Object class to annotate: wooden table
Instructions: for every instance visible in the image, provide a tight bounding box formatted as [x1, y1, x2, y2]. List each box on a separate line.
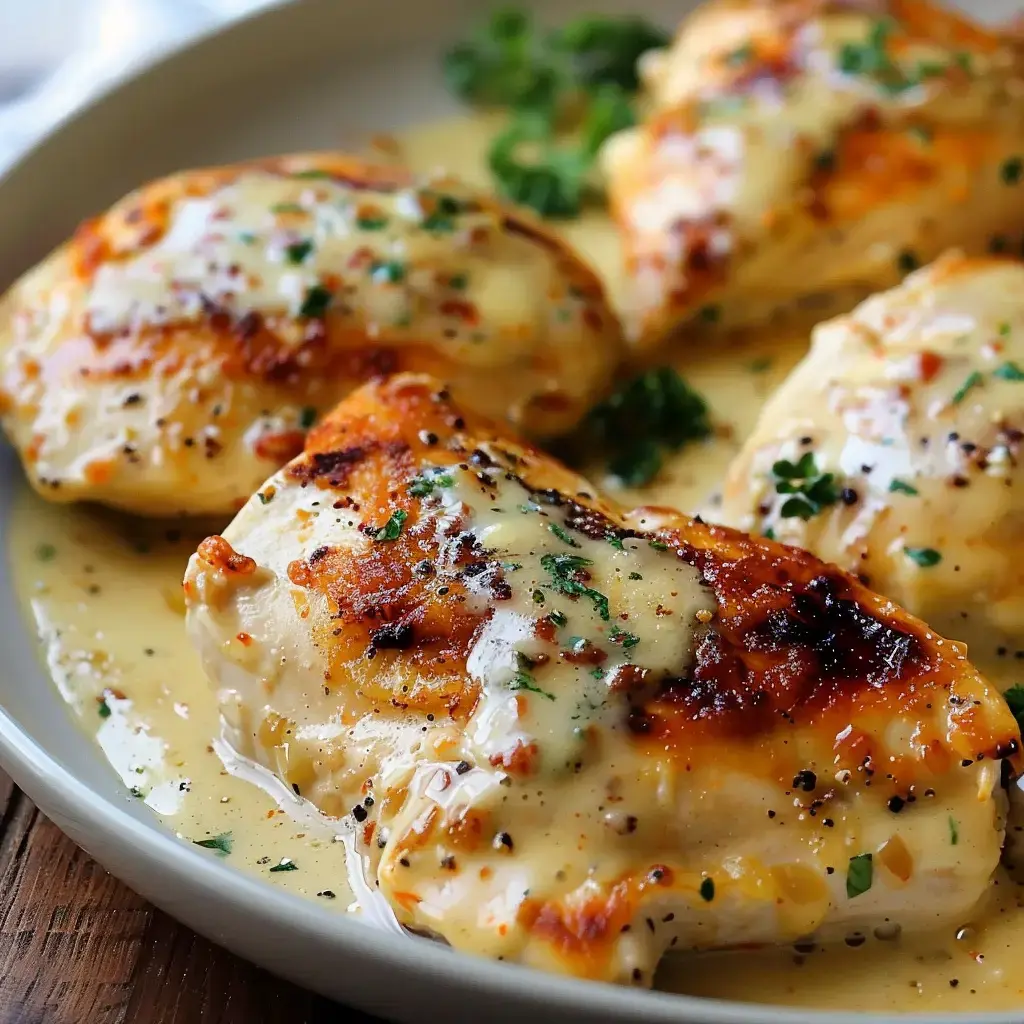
[0, 773, 383, 1023]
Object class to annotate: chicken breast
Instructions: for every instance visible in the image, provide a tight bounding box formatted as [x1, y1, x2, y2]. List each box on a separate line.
[602, 0, 1024, 348]
[0, 153, 621, 517]
[184, 373, 1020, 985]
[717, 253, 1024, 672]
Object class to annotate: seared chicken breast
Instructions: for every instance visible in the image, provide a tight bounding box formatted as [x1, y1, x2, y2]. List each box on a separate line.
[184, 373, 1020, 984]
[603, 0, 1024, 348]
[0, 154, 621, 517]
[717, 253, 1024, 670]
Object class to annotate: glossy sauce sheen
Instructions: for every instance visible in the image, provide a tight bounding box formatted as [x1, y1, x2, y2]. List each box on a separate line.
[8, 111, 1024, 1012]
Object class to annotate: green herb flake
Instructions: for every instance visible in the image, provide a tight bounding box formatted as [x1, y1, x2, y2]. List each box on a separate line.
[605, 534, 625, 551]
[541, 552, 610, 620]
[724, 43, 753, 67]
[509, 653, 556, 701]
[298, 406, 317, 430]
[269, 858, 298, 872]
[1003, 684, 1024, 733]
[888, 478, 919, 496]
[97, 696, 112, 719]
[292, 169, 332, 180]
[547, 609, 568, 628]
[448, 273, 468, 290]
[846, 853, 873, 898]
[407, 471, 455, 498]
[129, 786, 144, 799]
[763, 527, 776, 541]
[299, 284, 333, 318]
[994, 361, 1024, 382]
[648, 540, 668, 551]
[357, 214, 389, 231]
[257, 490, 274, 506]
[951, 370, 984, 404]
[193, 832, 233, 857]
[949, 816, 959, 846]
[35, 542, 57, 562]
[628, 571, 643, 581]
[608, 626, 639, 649]
[748, 357, 773, 373]
[1000, 322, 1013, 337]
[237, 231, 258, 245]
[1002, 156, 1024, 186]
[373, 509, 409, 542]
[699, 877, 715, 902]
[771, 452, 840, 521]
[548, 522, 580, 548]
[904, 546, 941, 568]
[285, 239, 313, 264]
[271, 201, 305, 214]
[370, 259, 406, 284]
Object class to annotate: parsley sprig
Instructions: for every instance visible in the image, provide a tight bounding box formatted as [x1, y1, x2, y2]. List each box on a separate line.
[444, 9, 668, 217]
[771, 452, 840, 521]
[541, 553, 610, 620]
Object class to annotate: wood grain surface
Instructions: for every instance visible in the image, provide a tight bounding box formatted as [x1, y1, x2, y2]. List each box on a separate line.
[0, 774, 382, 1024]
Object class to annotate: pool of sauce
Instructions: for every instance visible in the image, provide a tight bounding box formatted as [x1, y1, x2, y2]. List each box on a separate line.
[9, 111, 1024, 1013]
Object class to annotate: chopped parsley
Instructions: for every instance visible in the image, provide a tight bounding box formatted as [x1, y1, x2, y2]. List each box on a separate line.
[547, 609, 568, 628]
[748, 356, 773, 373]
[444, 10, 666, 217]
[298, 406, 317, 430]
[284, 239, 313, 264]
[271, 201, 305, 214]
[837, 19, 955, 97]
[951, 370, 984, 404]
[846, 853, 873, 898]
[584, 367, 711, 487]
[509, 654, 556, 701]
[1003, 684, 1024, 733]
[407, 471, 454, 497]
[257, 490, 274, 505]
[628, 571, 643, 580]
[888, 478, 919, 496]
[904, 546, 941, 567]
[771, 452, 840, 520]
[370, 259, 406, 284]
[193, 832, 233, 857]
[373, 509, 409, 541]
[292, 169, 332, 179]
[648, 539, 668, 551]
[548, 522, 580, 547]
[448, 272, 468, 290]
[541, 553, 609, 620]
[357, 213, 389, 230]
[269, 858, 298, 872]
[606, 534, 625, 551]
[35, 542, 56, 562]
[949, 816, 959, 846]
[97, 696, 112, 719]
[699, 878, 715, 902]
[299, 284, 333, 318]
[994, 361, 1024, 382]
[608, 626, 639, 649]
[1002, 156, 1024, 186]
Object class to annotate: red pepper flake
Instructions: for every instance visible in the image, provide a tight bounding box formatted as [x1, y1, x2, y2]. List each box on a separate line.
[439, 298, 479, 325]
[236, 632, 253, 647]
[917, 351, 945, 382]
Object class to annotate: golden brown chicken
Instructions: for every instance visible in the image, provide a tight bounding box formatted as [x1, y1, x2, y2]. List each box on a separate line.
[184, 373, 1020, 984]
[603, 0, 1024, 348]
[716, 252, 1024, 671]
[0, 153, 621, 516]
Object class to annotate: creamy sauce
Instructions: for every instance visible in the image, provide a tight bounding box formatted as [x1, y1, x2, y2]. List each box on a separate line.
[8, 109, 1024, 1013]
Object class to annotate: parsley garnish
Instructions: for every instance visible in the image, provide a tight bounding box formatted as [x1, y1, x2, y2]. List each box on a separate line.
[269, 859, 298, 872]
[541, 553, 609, 620]
[299, 284, 333, 318]
[1002, 156, 1024, 186]
[370, 259, 405, 284]
[509, 653, 556, 701]
[548, 522, 580, 547]
[608, 626, 639, 649]
[292, 169, 332, 179]
[904, 546, 941, 567]
[628, 571, 642, 580]
[837, 19, 954, 97]
[771, 452, 840, 520]
[357, 213, 389, 230]
[952, 370, 983, 404]
[584, 367, 711, 487]
[949, 816, 959, 846]
[888, 478, 919, 496]
[1003, 684, 1024, 733]
[285, 239, 313, 264]
[846, 853, 873, 898]
[298, 406, 317, 429]
[257, 490, 274, 505]
[445, 10, 666, 218]
[373, 509, 409, 541]
[547, 610, 567, 627]
[97, 696, 112, 719]
[193, 833, 233, 857]
[271, 201, 305, 214]
[407, 471, 454, 497]
[994, 361, 1024, 381]
[35, 542, 56, 562]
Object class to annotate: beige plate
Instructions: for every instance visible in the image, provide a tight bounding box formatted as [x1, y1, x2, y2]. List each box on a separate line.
[0, 0, 1019, 1021]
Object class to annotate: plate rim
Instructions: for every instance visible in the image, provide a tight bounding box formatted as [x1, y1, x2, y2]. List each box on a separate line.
[0, 2, 1018, 1022]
